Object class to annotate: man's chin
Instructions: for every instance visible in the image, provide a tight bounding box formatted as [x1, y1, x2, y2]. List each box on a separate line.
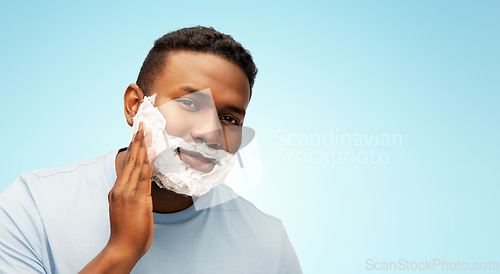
[151, 171, 193, 197]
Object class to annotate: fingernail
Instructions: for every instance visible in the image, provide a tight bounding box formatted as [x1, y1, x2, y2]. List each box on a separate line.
[139, 121, 144, 131]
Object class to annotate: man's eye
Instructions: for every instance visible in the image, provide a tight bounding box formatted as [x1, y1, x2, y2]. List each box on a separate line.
[177, 99, 197, 109]
[220, 116, 240, 126]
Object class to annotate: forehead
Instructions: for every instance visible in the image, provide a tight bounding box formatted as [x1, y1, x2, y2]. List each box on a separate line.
[153, 50, 251, 109]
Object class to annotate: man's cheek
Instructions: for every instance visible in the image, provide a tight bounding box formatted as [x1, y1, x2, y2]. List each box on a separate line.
[164, 122, 189, 139]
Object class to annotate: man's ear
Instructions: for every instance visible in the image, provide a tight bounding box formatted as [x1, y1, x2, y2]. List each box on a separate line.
[124, 83, 145, 126]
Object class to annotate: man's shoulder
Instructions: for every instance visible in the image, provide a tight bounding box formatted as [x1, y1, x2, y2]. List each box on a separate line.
[1, 149, 118, 205]
[207, 184, 284, 230]
[22, 150, 114, 180]
[194, 185, 301, 272]
[222, 185, 281, 221]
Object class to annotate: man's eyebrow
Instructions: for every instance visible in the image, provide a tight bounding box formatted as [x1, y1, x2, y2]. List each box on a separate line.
[226, 104, 246, 116]
[179, 85, 246, 116]
[179, 86, 211, 99]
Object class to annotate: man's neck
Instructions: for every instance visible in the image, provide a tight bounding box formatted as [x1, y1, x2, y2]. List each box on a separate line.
[115, 149, 194, 213]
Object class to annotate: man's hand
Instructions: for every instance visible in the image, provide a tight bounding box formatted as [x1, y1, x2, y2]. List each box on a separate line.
[108, 120, 155, 260]
[79, 121, 156, 274]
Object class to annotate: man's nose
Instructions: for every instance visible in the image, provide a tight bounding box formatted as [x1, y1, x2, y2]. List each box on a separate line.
[190, 113, 224, 150]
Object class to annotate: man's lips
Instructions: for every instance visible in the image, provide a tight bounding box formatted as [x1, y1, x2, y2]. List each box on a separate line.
[177, 148, 216, 173]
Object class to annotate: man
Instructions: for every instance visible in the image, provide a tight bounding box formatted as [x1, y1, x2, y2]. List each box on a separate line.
[0, 26, 302, 273]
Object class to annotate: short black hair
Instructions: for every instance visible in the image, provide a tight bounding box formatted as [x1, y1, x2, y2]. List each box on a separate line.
[136, 26, 257, 98]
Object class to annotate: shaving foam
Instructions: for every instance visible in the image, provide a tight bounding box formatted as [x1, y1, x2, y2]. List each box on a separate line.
[131, 95, 236, 196]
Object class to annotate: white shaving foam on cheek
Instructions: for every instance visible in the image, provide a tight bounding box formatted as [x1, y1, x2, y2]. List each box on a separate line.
[131, 94, 168, 155]
[131, 95, 237, 197]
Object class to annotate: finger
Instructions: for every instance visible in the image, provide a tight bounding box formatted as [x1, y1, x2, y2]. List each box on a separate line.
[115, 132, 138, 187]
[117, 133, 137, 175]
[127, 126, 148, 192]
[117, 122, 145, 187]
[137, 148, 155, 197]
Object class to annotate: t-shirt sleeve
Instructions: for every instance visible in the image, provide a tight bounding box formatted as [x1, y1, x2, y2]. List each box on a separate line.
[277, 222, 303, 274]
[0, 176, 47, 274]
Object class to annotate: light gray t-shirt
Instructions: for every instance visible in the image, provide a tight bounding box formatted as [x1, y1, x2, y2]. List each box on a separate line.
[0, 149, 302, 273]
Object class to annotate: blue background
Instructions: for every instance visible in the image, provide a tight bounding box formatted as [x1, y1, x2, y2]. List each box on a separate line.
[1, 1, 499, 273]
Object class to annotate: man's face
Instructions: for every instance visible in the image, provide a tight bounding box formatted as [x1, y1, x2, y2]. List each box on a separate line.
[148, 50, 251, 173]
